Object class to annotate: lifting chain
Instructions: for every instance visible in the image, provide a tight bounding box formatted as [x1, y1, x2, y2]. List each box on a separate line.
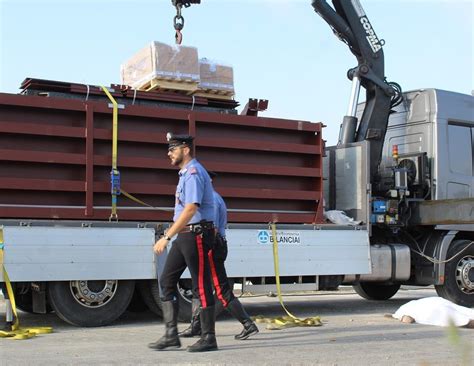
[173, 3, 184, 45]
[171, 0, 200, 45]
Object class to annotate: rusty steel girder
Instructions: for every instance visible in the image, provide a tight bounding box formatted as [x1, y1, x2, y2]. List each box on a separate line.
[0, 79, 324, 224]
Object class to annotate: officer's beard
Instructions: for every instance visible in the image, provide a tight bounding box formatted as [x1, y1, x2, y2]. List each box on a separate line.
[171, 150, 184, 167]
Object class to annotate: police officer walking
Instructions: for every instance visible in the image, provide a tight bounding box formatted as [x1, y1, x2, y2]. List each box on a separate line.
[180, 171, 259, 340]
[148, 133, 218, 353]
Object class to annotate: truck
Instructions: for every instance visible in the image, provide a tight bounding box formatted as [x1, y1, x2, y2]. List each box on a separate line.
[1, 0, 473, 327]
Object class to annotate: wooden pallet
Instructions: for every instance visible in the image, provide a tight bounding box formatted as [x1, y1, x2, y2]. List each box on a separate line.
[193, 88, 235, 101]
[138, 77, 199, 95]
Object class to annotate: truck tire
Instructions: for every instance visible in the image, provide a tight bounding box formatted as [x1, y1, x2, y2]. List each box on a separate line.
[48, 280, 135, 327]
[136, 279, 192, 321]
[136, 278, 227, 322]
[353, 282, 401, 300]
[127, 287, 149, 313]
[175, 279, 226, 322]
[135, 279, 197, 322]
[137, 280, 163, 317]
[435, 239, 474, 307]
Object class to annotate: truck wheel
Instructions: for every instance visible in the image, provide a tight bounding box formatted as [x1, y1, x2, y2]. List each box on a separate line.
[127, 288, 148, 313]
[435, 239, 474, 307]
[48, 280, 135, 327]
[136, 279, 191, 321]
[138, 278, 227, 322]
[353, 282, 401, 300]
[176, 279, 226, 322]
[137, 280, 163, 317]
[135, 279, 194, 322]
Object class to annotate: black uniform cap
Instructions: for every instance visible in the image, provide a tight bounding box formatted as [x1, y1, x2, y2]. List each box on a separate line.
[166, 132, 194, 150]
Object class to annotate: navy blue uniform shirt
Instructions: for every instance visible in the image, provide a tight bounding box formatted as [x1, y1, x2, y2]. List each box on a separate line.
[213, 191, 227, 238]
[173, 159, 215, 224]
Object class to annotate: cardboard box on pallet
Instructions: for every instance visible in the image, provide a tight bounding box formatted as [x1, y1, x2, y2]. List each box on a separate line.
[197, 58, 235, 97]
[120, 41, 200, 91]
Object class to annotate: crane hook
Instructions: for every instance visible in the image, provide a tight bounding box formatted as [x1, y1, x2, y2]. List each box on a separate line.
[175, 29, 183, 45]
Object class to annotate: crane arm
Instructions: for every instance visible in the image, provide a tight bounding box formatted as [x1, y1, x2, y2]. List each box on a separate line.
[312, 0, 401, 180]
[168, 0, 401, 181]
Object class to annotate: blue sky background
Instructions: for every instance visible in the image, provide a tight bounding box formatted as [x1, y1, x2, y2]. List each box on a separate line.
[1, 0, 472, 144]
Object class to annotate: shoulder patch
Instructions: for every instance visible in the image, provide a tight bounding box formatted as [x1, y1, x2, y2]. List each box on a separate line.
[189, 167, 197, 174]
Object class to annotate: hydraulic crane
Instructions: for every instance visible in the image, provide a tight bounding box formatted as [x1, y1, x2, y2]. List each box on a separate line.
[170, 0, 402, 188]
[311, 0, 402, 186]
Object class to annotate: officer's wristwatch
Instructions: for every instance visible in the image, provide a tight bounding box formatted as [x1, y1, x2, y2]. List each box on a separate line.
[163, 235, 171, 241]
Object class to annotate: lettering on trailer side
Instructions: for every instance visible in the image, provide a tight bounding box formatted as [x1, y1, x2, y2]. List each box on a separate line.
[360, 16, 382, 53]
[257, 230, 301, 245]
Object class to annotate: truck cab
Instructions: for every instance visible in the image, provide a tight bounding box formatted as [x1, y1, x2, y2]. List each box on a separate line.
[378, 89, 473, 200]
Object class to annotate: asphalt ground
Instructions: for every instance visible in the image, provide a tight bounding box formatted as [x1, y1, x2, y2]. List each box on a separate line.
[1, 287, 472, 366]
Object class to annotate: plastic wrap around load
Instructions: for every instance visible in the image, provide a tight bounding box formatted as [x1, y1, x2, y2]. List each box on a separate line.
[196, 58, 235, 99]
[0, 81, 324, 224]
[121, 41, 200, 91]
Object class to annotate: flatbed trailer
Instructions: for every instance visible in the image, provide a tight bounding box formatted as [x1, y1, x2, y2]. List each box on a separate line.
[1, 81, 473, 327]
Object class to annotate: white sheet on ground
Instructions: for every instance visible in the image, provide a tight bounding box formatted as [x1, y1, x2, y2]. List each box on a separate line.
[393, 297, 474, 327]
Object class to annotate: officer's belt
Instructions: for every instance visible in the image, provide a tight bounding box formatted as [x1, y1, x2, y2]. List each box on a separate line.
[179, 222, 214, 234]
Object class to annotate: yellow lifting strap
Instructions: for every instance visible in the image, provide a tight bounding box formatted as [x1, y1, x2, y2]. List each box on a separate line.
[253, 223, 323, 330]
[120, 190, 172, 213]
[101, 86, 119, 221]
[0, 228, 53, 340]
[100, 87, 172, 217]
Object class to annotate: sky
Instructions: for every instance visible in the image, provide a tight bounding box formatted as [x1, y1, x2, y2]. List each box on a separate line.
[0, 0, 472, 144]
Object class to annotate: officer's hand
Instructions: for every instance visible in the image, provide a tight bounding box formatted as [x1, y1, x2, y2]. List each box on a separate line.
[153, 237, 169, 254]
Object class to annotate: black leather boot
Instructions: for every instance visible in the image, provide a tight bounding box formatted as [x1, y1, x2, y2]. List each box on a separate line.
[227, 298, 259, 340]
[187, 306, 218, 352]
[179, 298, 201, 337]
[148, 300, 181, 350]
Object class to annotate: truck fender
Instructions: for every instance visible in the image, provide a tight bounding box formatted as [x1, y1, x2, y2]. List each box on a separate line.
[433, 230, 458, 285]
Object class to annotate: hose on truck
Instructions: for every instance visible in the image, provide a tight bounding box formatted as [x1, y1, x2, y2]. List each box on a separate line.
[402, 230, 474, 264]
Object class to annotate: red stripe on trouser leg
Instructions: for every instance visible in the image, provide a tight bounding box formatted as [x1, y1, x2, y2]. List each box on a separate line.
[196, 234, 207, 308]
[208, 250, 228, 307]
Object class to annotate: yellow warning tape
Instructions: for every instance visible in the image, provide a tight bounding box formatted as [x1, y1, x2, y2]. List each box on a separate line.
[253, 223, 322, 330]
[0, 227, 53, 340]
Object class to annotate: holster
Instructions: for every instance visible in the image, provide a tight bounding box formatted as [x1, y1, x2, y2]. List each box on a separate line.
[213, 234, 228, 261]
[201, 227, 216, 251]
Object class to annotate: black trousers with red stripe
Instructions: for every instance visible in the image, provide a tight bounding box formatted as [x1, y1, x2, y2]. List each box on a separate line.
[160, 230, 215, 308]
[208, 235, 235, 308]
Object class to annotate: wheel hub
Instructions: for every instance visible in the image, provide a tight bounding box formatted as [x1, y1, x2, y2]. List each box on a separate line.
[70, 280, 118, 308]
[455, 255, 474, 294]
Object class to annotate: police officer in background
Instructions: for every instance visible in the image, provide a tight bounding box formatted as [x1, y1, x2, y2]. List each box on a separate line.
[148, 133, 218, 353]
[180, 171, 259, 340]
